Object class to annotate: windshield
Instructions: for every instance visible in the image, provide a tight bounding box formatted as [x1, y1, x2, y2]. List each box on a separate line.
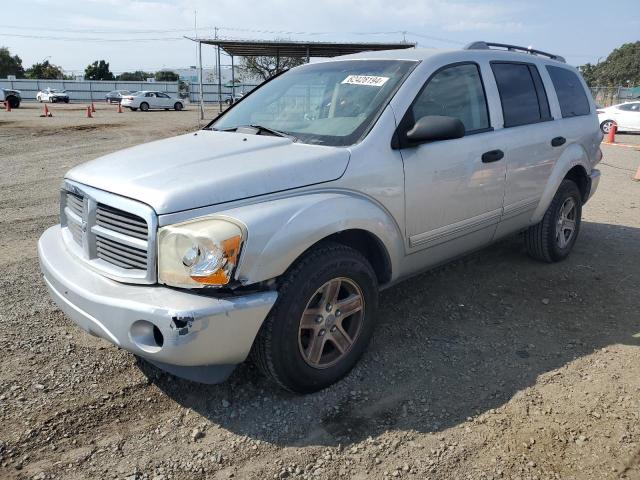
[211, 59, 416, 146]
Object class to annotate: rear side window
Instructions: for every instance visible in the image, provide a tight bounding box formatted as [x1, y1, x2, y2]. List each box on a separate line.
[546, 66, 590, 117]
[491, 62, 551, 127]
[411, 63, 490, 133]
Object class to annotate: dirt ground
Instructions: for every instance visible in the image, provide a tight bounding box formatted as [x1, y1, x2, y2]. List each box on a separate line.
[1, 103, 639, 480]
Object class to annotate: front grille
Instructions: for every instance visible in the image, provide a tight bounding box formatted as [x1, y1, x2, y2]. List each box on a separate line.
[60, 183, 156, 283]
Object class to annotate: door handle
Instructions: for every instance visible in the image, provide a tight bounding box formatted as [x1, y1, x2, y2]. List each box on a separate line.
[551, 136, 566, 147]
[481, 149, 504, 163]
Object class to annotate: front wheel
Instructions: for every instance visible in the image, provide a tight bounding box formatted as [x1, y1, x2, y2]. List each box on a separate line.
[140, 102, 149, 112]
[525, 179, 582, 262]
[252, 242, 378, 393]
[174, 102, 183, 111]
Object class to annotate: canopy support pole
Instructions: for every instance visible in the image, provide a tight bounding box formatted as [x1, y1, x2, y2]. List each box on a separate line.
[217, 45, 222, 113]
[231, 55, 235, 100]
[198, 41, 204, 121]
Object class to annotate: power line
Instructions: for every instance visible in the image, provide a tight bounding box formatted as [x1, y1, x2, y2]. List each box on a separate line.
[0, 33, 186, 42]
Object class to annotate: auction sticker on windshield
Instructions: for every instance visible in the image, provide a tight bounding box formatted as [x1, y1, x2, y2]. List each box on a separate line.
[341, 75, 389, 87]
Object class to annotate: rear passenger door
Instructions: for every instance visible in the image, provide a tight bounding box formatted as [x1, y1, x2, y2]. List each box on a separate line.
[489, 61, 559, 238]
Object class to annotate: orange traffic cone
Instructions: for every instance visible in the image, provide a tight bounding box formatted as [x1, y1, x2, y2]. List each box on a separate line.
[5, 101, 11, 112]
[41, 104, 52, 117]
[606, 122, 616, 144]
[117, 103, 123, 113]
[91, 102, 96, 113]
[633, 164, 640, 182]
[86, 106, 92, 118]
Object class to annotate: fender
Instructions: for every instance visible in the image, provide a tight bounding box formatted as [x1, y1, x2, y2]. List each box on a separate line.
[531, 143, 591, 224]
[215, 192, 405, 286]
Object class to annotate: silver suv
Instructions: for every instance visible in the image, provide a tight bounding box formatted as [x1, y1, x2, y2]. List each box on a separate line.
[38, 42, 602, 393]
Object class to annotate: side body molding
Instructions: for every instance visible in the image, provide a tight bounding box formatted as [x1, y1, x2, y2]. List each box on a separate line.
[216, 193, 405, 286]
[530, 143, 592, 225]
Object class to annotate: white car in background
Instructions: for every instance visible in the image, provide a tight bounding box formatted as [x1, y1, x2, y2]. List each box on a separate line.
[36, 88, 70, 103]
[597, 101, 640, 133]
[121, 91, 184, 112]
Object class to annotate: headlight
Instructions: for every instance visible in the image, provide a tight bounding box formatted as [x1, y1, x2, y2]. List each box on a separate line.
[157, 217, 244, 288]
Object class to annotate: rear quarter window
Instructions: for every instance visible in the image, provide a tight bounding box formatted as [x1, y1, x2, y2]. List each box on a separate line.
[546, 66, 591, 117]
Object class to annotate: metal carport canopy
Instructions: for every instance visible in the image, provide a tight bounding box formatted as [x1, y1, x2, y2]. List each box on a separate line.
[185, 38, 416, 57]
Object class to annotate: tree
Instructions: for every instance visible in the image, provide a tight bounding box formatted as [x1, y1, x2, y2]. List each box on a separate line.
[0, 47, 25, 78]
[117, 71, 153, 81]
[155, 70, 179, 82]
[84, 60, 114, 81]
[579, 41, 640, 87]
[240, 55, 306, 82]
[25, 60, 65, 79]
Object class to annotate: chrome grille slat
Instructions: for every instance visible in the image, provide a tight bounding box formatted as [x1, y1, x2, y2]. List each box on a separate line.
[61, 185, 155, 281]
[66, 192, 83, 217]
[96, 241, 147, 264]
[95, 204, 148, 240]
[96, 209, 147, 229]
[95, 248, 146, 270]
[67, 221, 83, 245]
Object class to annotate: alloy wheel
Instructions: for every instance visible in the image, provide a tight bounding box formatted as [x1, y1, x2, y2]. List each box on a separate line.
[556, 197, 577, 249]
[298, 277, 364, 369]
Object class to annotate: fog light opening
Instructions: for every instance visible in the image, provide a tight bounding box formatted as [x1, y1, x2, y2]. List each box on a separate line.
[153, 325, 164, 348]
[129, 320, 163, 353]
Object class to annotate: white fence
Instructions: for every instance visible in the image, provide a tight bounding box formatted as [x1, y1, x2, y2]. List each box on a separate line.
[0, 78, 259, 104]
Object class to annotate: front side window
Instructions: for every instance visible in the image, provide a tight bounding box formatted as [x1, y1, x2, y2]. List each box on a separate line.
[492, 62, 551, 127]
[212, 60, 416, 146]
[410, 63, 490, 133]
[546, 66, 590, 117]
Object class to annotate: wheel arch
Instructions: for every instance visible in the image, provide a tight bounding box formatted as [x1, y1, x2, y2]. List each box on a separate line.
[226, 193, 404, 287]
[531, 143, 592, 224]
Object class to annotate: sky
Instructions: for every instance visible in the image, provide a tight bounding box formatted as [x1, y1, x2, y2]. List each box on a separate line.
[2, 0, 639, 74]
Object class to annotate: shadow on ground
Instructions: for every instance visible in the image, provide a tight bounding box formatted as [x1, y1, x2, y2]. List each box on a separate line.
[138, 220, 640, 447]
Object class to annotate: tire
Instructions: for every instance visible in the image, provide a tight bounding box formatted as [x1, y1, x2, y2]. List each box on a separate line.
[524, 179, 582, 263]
[164, 108, 169, 111]
[130, 107, 137, 111]
[174, 102, 183, 111]
[8, 96, 19, 108]
[51, 97, 57, 103]
[600, 120, 615, 134]
[38, 97, 42, 103]
[64, 98, 69, 104]
[252, 242, 379, 393]
[140, 102, 149, 112]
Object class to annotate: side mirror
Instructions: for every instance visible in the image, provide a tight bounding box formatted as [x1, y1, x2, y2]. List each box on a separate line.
[406, 115, 465, 144]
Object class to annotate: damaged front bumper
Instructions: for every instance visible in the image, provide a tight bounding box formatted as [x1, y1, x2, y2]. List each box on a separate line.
[37, 225, 277, 384]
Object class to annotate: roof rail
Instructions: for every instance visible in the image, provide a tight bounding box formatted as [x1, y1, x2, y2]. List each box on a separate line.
[464, 41, 566, 63]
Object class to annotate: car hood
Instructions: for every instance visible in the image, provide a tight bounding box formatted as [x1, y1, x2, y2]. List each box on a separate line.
[66, 130, 350, 214]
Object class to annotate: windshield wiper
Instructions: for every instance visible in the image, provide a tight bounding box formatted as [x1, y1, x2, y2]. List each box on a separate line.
[249, 124, 297, 141]
[210, 124, 297, 141]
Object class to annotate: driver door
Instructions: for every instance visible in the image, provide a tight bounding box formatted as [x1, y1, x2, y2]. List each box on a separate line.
[399, 62, 506, 256]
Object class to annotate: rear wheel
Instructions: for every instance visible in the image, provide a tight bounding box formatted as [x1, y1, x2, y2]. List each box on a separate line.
[140, 102, 149, 112]
[525, 179, 582, 262]
[600, 120, 615, 134]
[252, 242, 378, 393]
[129, 107, 137, 111]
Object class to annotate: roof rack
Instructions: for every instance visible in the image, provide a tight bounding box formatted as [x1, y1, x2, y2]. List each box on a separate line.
[464, 41, 566, 63]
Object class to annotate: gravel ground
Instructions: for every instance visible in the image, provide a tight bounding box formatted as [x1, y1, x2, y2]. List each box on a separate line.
[1, 104, 639, 480]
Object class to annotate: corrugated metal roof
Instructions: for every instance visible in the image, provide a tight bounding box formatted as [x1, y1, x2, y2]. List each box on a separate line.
[185, 38, 416, 57]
